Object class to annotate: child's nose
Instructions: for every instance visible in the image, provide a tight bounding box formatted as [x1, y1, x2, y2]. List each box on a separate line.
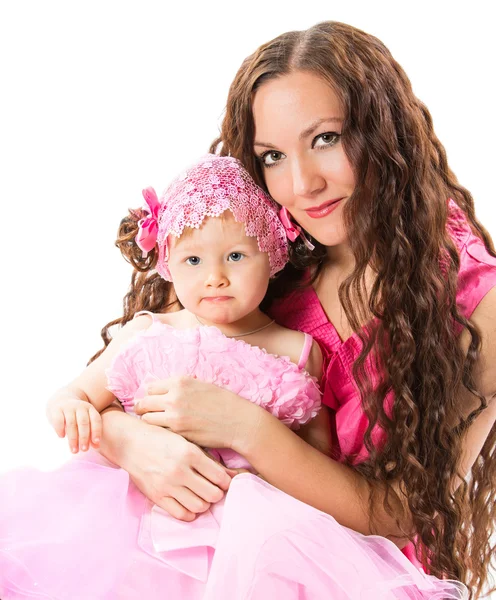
[205, 268, 228, 288]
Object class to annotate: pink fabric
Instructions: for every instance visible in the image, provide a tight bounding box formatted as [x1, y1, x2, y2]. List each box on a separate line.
[135, 187, 160, 256]
[154, 155, 289, 280]
[0, 464, 466, 600]
[297, 332, 314, 369]
[279, 206, 315, 250]
[0, 323, 320, 599]
[269, 199, 496, 568]
[106, 320, 321, 433]
[0, 318, 468, 598]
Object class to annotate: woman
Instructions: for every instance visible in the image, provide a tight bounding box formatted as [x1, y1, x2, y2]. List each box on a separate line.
[97, 21, 495, 597]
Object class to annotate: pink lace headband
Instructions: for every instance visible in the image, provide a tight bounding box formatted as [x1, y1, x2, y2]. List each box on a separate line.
[135, 155, 290, 281]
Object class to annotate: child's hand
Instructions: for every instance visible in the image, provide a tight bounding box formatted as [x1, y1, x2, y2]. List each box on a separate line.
[47, 398, 102, 453]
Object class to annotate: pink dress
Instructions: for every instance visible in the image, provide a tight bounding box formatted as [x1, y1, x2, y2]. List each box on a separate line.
[0, 319, 321, 599]
[0, 202, 490, 599]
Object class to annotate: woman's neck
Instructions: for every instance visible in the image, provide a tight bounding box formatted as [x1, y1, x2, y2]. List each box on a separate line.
[318, 241, 376, 301]
[325, 242, 356, 276]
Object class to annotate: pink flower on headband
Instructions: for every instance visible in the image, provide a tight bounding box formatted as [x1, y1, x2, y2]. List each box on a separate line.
[136, 187, 161, 256]
[279, 207, 315, 250]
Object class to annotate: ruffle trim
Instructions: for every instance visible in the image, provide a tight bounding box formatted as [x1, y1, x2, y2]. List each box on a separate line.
[106, 322, 321, 429]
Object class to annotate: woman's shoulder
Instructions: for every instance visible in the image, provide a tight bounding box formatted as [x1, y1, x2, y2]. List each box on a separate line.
[446, 199, 473, 249]
[447, 201, 496, 320]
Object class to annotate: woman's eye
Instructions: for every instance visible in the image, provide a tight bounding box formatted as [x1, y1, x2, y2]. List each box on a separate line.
[313, 132, 340, 148]
[185, 256, 201, 266]
[260, 150, 285, 167]
[228, 252, 244, 262]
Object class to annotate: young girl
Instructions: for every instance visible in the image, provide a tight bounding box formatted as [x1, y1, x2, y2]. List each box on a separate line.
[0, 156, 467, 599]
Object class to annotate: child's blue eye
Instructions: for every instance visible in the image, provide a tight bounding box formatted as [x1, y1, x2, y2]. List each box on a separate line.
[228, 252, 244, 262]
[186, 256, 201, 266]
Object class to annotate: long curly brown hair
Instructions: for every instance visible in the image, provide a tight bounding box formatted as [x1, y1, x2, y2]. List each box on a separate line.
[209, 21, 495, 598]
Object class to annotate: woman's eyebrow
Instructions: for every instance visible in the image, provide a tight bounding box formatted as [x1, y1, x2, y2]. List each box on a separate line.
[253, 140, 277, 149]
[254, 117, 343, 149]
[298, 117, 343, 141]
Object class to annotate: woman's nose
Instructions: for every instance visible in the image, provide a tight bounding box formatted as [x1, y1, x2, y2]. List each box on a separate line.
[291, 157, 325, 198]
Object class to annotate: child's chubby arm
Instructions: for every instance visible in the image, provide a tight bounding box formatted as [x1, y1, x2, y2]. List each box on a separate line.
[251, 337, 331, 482]
[294, 339, 333, 457]
[296, 405, 333, 457]
[46, 315, 153, 454]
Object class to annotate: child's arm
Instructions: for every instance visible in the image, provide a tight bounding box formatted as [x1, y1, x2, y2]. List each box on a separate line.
[46, 315, 152, 454]
[295, 338, 333, 456]
[296, 407, 332, 456]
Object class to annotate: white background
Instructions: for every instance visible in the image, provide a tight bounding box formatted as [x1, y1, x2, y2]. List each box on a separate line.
[1, 0, 494, 469]
[0, 2, 494, 587]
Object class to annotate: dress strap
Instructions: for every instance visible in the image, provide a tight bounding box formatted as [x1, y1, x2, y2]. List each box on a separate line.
[297, 332, 314, 369]
[133, 310, 158, 323]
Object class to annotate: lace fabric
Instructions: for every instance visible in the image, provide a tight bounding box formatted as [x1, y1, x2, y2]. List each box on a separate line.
[155, 155, 289, 280]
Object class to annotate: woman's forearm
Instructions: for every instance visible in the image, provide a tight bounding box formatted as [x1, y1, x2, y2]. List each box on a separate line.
[132, 376, 411, 536]
[236, 407, 412, 544]
[97, 403, 233, 518]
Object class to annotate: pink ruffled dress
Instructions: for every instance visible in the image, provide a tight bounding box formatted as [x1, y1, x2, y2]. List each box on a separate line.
[0, 201, 491, 599]
[0, 318, 321, 599]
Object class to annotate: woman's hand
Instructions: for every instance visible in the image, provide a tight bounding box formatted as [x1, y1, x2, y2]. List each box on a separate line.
[98, 406, 233, 521]
[134, 376, 262, 451]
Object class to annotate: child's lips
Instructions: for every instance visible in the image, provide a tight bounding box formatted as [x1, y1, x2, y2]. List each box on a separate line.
[202, 296, 233, 302]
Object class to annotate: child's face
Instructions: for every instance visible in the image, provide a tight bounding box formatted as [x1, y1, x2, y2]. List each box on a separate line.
[167, 212, 271, 325]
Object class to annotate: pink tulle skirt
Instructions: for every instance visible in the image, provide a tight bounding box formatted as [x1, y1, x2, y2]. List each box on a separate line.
[0, 451, 467, 599]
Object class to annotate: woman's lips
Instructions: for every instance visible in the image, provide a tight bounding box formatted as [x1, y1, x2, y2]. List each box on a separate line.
[305, 198, 343, 219]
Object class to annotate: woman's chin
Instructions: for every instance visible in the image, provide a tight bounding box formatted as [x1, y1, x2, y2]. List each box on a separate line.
[308, 228, 349, 250]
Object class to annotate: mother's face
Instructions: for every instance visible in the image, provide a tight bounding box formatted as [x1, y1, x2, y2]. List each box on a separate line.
[252, 71, 355, 248]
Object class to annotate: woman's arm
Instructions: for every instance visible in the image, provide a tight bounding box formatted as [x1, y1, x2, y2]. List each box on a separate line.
[138, 376, 494, 544]
[136, 288, 496, 543]
[136, 376, 408, 537]
[238, 364, 496, 546]
[97, 404, 233, 520]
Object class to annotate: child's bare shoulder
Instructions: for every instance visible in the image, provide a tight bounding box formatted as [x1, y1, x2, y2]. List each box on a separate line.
[128, 309, 184, 328]
[105, 313, 154, 348]
[269, 325, 322, 379]
[153, 309, 190, 328]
